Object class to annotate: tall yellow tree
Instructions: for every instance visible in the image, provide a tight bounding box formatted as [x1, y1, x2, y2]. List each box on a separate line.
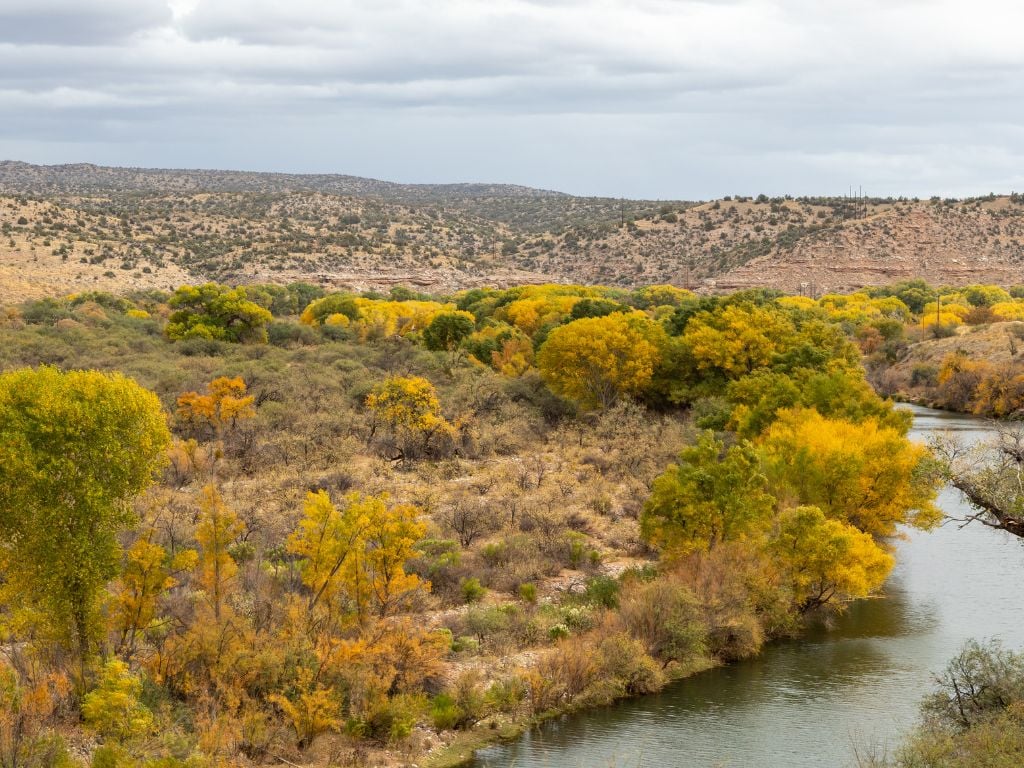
[111, 531, 197, 659]
[344, 494, 427, 623]
[537, 312, 667, 410]
[195, 485, 245, 621]
[759, 408, 940, 537]
[288, 491, 427, 626]
[289, 490, 370, 616]
[768, 506, 894, 612]
[0, 366, 170, 660]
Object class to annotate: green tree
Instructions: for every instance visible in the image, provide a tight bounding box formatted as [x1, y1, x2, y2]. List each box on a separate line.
[165, 283, 272, 343]
[0, 367, 170, 660]
[640, 431, 775, 556]
[568, 298, 627, 320]
[725, 368, 909, 438]
[422, 311, 476, 352]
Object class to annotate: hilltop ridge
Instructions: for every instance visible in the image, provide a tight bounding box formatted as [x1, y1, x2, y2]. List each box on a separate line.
[1, 161, 1022, 300]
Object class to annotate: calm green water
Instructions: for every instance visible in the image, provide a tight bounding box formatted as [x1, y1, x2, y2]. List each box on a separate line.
[474, 406, 1024, 768]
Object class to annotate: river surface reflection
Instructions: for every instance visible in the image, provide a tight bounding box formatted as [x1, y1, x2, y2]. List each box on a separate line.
[474, 406, 1024, 768]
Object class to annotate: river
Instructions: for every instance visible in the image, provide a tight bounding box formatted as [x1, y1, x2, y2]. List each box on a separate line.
[473, 406, 1024, 768]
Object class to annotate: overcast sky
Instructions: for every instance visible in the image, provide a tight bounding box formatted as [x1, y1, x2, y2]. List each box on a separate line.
[1, 0, 1023, 199]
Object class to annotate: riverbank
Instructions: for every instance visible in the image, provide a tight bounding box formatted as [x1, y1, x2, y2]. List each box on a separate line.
[467, 407, 1024, 767]
[424, 656, 720, 767]
[872, 320, 1024, 416]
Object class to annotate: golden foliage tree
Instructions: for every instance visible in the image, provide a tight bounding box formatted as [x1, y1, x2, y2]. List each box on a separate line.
[681, 304, 794, 378]
[0, 367, 170, 660]
[176, 376, 256, 436]
[768, 506, 894, 612]
[268, 667, 340, 750]
[366, 375, 454, 460]
[288, 491, 427, 625]
[111, 532, 197, 659]
[537, 312, 667, 410]
[81, 659, 154, 741]
[195, 485, 245, 621]
[759, 408, 940, 537]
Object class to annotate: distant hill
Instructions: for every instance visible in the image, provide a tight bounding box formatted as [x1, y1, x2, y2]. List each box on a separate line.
[0, 160, 570, 199]
[1, 161, 1023, 301]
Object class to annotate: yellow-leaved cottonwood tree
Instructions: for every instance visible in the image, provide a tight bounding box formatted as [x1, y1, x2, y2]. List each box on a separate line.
[759, 408, 941, 537]
[366, 375, 454, 461]
[0, 366, 170, 662]
[288, 490, 427, 626]
[768, 506, 894, 613]
[537, 312, 668, 410]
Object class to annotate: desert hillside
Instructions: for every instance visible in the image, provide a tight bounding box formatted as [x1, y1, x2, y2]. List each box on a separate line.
[2, 161, 1024, 300]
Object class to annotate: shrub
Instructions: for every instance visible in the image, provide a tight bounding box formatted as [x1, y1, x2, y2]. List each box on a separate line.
[269, 675, 341, 750]
[429, 694, 462, 730]
[536, 637, 600, 704]
[618, 576, 708, 665]
[517, 583, 537, 603]
[20, 298, 72, 326]
[597, 631, 665, 696]
[930, 322, 958, 339]
[461, 577, 486, 603]
[548, 624, 570, 641]
[922, 639, 1024, 729]
[584, 575, 621, 609]
[348, 694, 424, 744]
[267, 320, 319, 347]
[910, 364, 938, 388]
[81, 660, 154, 741]
[485, 676, 528, 715]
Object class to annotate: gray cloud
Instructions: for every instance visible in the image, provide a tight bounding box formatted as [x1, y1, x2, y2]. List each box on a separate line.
[0, 0, 1023, 198]
[0, 0, 171, 45]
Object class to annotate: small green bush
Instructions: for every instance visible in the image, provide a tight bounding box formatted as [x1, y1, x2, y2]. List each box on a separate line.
[461, 577, 486, 603]
[518, 582, 537, 603]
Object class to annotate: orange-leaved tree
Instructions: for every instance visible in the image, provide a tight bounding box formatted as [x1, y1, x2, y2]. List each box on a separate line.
[176, 376, 256, 438]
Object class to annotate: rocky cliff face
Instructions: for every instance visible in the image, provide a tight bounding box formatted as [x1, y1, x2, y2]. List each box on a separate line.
[714, 200, 1024, 293]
